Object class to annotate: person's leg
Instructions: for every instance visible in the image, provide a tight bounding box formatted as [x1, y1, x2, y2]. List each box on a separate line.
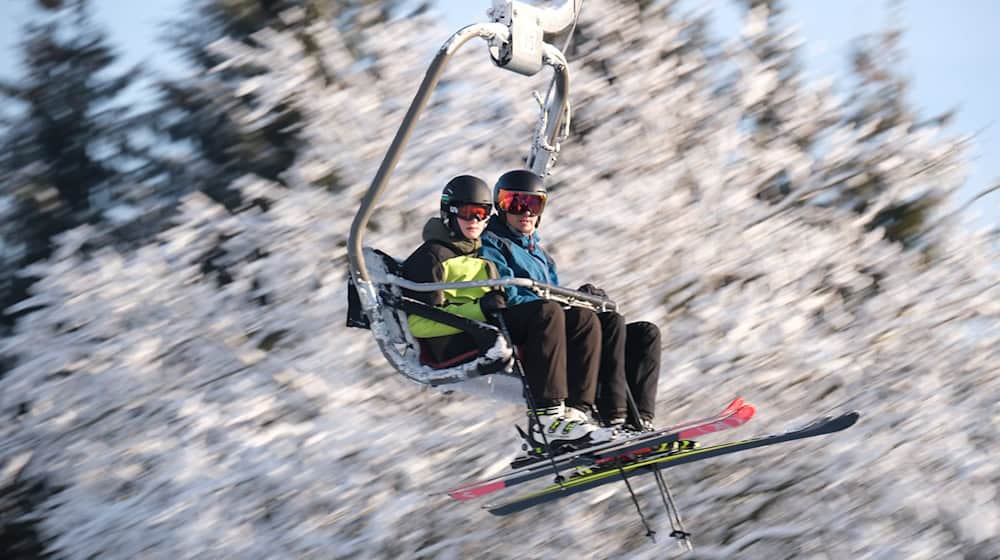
[625, 321, 662, 424]
[500, 300, 567, 405]
[595, 311, 628, 423]
[503, 302, 609, 448]
[562, 306, 602, 412]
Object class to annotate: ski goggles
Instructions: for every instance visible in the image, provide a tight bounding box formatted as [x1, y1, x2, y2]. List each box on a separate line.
[496, 189, 547, 215]
[452, 204, 491, 222]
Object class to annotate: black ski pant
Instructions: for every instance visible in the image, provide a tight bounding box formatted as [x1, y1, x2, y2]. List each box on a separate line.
[500, 300, 601, 410]
[594, 312, 661, 423]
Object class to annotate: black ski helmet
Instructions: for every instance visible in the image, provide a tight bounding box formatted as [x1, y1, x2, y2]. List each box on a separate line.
[440, 175, 492, 235]
[493, 169, 547, 227]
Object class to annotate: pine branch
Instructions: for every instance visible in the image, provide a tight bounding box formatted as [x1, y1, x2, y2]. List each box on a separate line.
[928, 181, 1000, 230]
[745, 169, 861, 229]
[0, 79, 26, 101]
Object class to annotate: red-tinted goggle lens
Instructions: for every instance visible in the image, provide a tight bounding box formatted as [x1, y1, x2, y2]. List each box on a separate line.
[454, 204, 491, 222]
[497, 190, 546, 215]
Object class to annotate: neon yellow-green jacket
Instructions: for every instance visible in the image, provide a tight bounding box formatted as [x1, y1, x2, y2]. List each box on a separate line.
[400, 218, 499, 338]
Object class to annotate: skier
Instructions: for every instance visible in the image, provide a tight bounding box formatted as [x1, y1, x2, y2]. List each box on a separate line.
[480, 169, 662, 431]
[401, 175, 612, 449]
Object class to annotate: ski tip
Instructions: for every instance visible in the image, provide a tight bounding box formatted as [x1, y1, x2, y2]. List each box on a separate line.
[801, 410, 861, 434]
[448, 481, 507, 501]
[839, 410, 861, 428]
[737, 404, 756, 421]
[485, 504, 509, 516]
[725, 397, 745, 413]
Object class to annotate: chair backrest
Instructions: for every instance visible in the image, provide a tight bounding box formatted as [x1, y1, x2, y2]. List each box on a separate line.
[363, 247, 412, 347]
[355, 247, 514, 386]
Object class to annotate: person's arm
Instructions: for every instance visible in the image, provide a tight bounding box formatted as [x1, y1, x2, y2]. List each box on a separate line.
[402, 247, 465, 337]
[401, 246, 445, 306]
[480, 237, 539, 306]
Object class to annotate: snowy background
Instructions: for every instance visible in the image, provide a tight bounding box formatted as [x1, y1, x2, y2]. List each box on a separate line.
[1, 1, 998, 558]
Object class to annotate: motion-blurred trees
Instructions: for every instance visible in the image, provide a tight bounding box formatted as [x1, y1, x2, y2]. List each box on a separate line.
[0, 0, 144, 329]
[154, 0, 409, 209]
[837, 21, 964, 248]
[0, 2, 996, 558]
[731, 0, 967, 249]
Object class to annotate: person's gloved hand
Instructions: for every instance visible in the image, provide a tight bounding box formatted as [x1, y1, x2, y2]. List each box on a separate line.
[578, 283, 608, 298]
[479, 290, 508, 315]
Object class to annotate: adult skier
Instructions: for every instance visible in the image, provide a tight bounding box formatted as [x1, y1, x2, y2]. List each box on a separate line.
[401, 175, 612, 448]
[480, 169, 662, 431]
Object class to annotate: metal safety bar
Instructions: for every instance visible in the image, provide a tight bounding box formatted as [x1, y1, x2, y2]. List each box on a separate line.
[387, 274, 617, 313]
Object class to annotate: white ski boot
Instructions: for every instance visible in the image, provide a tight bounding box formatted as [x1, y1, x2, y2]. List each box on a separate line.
[528, 404, 614, 450]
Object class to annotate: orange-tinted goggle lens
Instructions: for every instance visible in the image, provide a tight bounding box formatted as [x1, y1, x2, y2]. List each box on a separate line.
[497, 190, 546, 215]
[455, 204, 491, 222]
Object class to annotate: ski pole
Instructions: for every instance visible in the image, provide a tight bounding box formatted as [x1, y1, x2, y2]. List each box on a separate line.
[492, 312, 565, 484]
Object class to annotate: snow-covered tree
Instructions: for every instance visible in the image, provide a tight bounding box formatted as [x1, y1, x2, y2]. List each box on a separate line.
[154, 0, 410, 209]
[0, 0, 146, 330]
[831, 17, 967, 248]
[724, 0, 970, 257]
[724, 0, 841, 208]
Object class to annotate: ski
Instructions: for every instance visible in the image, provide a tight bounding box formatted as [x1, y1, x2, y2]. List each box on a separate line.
[487, 411, 860, 516]
[446, 398, 755, 501]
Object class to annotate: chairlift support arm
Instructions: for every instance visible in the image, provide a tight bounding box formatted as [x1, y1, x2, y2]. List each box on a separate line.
[348, 1, 577, 286]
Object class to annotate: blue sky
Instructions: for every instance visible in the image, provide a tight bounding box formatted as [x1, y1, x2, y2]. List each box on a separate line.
[1, 0, 996, 226]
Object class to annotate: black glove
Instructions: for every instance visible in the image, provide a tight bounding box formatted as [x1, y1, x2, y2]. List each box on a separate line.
[578, 283, 607, 298]
[479, 290, 508, 315]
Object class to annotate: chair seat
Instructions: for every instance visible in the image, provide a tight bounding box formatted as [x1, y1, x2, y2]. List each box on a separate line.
[417, 342, 482, 369]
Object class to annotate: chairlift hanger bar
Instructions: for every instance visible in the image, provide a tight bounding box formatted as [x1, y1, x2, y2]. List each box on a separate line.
[488, 1, 577, 174]
[348, 0, 577, 286]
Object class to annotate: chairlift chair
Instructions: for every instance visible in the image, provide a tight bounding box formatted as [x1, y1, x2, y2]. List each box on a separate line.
[346, 0, 614, 401]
